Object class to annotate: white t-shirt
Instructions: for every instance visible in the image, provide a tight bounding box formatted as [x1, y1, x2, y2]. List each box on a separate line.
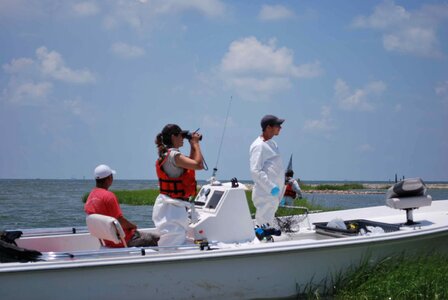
[162, 148, 184, 178]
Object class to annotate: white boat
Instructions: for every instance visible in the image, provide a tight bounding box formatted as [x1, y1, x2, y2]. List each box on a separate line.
[1, 178, 448, 300]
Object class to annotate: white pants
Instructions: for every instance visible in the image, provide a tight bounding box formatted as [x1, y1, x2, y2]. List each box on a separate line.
[152, 194, 190, 247]
[252, 194, 280, 227]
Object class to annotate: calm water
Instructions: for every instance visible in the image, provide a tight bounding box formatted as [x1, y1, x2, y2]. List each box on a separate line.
[1, 179, 447, 230]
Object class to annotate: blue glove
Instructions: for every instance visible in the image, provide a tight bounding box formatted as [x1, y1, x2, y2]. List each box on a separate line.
[271, 186, 280, 196]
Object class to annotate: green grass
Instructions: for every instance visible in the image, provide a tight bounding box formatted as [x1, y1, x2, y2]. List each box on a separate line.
[301, 183, 365, 191]
[82, 189, 159, 205]
[82, 183, 367, 205]
[336, 254, 448, 299]
[82, 188, 330, 215]
[299, 254, 448, 299]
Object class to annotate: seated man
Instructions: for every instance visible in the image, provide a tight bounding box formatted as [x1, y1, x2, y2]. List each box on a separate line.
[85, 164, 159, 248]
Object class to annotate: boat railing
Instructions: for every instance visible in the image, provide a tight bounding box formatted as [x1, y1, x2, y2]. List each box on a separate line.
[10, 227, 89, 237]
[42, 242, 217, 261]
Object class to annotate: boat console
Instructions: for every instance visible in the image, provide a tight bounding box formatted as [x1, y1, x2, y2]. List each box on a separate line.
[188, 179, 256, 243]
[385, 178, 432, 225]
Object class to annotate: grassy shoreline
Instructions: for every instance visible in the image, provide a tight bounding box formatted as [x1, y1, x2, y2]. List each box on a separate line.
[82, 188, 329, 216]
[81, 183, 370, 205]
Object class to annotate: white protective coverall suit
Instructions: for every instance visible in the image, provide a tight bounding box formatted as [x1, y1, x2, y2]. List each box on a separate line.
[249, 136, 285, 226]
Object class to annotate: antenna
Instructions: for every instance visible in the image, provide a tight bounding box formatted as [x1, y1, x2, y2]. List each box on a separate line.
[210, 96, 233, 183]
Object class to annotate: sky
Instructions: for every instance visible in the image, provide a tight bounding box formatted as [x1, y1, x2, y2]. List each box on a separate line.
[0, 0, 447, 182]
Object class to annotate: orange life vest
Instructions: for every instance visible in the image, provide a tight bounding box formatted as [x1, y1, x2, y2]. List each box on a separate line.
[155, 151, 197, 200]
[284, 182, 296, 198]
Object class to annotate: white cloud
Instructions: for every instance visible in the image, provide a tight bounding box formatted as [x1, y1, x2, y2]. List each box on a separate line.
[103, 0, 226, 30]
[220, 36, 323, 100]
[383, 27, 439, 56]
[304, 106, 334, 131]
[352, 0, 448, 57]
[36, 47, 95, 83]
[72, 2, 99, 16]
[0, 0, 226, 31]
[111, 42, 145, 59]
[334, 79, 386, 111]
[258, 5, 294, 21]
[221, 37, 321, 78]
[2, 80, 52, 105]
[352, 0, 410, 29]
[2, 47, 95, 106]
[3, 58, 34, 74]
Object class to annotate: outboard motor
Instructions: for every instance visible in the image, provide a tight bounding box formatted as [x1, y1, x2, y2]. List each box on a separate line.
[386, 178, 432, 225]
[0, 231, 42, 263]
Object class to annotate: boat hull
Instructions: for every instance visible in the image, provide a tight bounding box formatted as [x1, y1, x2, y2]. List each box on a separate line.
[2, 226, 448, 300]
[2, 183, 448, 300]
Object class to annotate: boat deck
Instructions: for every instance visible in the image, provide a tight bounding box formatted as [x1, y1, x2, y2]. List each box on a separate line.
[3, 200, 446, 265]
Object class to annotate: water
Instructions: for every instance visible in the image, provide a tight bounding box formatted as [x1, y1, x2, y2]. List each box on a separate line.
[0, 179, 158, 230]
[1, 179, 447, 230]
[305, 189, 448, 209]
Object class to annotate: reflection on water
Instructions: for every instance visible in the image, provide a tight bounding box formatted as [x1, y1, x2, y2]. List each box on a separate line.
[0, 179, 447, 230]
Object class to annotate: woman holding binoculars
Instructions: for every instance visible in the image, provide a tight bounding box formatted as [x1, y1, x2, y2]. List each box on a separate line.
[153, 124, 204, 247]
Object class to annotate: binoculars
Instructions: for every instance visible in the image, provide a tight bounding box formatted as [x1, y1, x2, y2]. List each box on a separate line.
[181, 130, 202, 141]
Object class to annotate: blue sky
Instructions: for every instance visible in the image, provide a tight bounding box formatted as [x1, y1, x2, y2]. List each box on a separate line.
[1, 0, 447, 181]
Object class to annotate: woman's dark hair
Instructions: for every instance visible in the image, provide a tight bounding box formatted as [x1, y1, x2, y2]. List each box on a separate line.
[285, 170, 294, 177]
[155, 124, 182, 160]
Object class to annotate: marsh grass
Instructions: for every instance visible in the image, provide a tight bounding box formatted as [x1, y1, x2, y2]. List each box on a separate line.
[298, 253, 448, 299]
[82, 189, 329, 216]
[334, 254, 448, 299]
[81, 189, 159, 205]
[301, 183, 365, 191]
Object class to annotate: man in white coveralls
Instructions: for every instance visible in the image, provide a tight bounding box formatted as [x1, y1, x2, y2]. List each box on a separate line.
[249, 115, 285, 238]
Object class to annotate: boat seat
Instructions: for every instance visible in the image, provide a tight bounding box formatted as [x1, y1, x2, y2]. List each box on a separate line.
[386, 196, 432, 210]
[86, 214, 127, 247]
[385, 178, 432, 225]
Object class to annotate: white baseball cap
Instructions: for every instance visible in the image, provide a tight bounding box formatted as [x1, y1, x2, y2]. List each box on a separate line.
[94, 164, 116, 179]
